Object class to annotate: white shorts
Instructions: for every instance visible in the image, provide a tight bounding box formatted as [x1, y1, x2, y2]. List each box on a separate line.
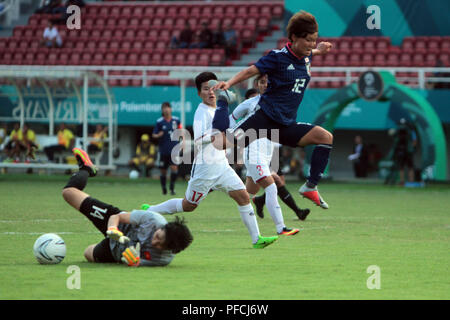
[185, 165, 245, 205]
[245, 161, 272, 183]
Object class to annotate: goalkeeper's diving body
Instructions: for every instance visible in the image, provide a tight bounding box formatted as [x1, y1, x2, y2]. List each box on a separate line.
[62, 148, 193, 267]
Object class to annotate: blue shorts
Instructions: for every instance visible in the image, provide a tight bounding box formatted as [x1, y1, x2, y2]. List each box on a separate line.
[231, 108, 315, 148]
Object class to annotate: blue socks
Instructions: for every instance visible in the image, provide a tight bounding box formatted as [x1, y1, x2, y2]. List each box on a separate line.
[212, 99, 230, 132]
[308, 144, 332, 187]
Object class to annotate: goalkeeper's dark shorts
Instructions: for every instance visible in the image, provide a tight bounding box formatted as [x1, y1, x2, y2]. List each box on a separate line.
[79, 197, 123, 263]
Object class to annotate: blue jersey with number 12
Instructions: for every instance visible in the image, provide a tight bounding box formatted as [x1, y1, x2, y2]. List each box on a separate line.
[254, 42, 312, 126]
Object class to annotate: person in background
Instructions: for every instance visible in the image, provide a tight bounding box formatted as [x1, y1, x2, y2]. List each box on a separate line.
[88, 124, 108, 155]
[128, 134, 156, 178]
[152, 102, 182, 195]
[44, 123, 74, 163]
[223, 22, 238, 59]
[348, 135, 369, 178]
[392, 119, 417, 184]
[20, 123, 38, 162]
[171, 22, 193, 49]
[41, 19, 63, 48]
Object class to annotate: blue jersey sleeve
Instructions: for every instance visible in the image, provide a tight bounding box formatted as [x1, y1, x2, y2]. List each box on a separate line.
[254, 50, 279, 75]
[153, 121, 161, 134]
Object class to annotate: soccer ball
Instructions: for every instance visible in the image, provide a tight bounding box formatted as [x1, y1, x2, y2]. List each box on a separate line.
[129, 170, 139, 179]
[33, 233, 66, 265]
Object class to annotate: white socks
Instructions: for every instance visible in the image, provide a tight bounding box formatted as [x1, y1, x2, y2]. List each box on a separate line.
[265, 183, 285, 234]
[149, 198, 183, 215]
[238, 203, 260, 244]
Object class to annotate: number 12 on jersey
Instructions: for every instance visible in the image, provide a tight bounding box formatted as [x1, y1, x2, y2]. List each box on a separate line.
[292, 78, 306, 93]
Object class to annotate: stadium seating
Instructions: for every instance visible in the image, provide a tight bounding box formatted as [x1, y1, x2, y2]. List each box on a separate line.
[274, 35, 450, 68]
[1, 1, 448, 89]
[0, 1, 283, 72]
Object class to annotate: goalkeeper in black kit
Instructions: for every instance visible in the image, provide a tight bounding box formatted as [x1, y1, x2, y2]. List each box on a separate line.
[62, 148, 193, 267]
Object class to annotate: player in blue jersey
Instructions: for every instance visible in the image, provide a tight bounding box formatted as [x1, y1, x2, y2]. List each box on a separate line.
[152, 102, 183, 195]
[211, 11, 333, 209]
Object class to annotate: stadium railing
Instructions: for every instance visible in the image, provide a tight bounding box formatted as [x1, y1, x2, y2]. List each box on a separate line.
[2, 65, 447, 89]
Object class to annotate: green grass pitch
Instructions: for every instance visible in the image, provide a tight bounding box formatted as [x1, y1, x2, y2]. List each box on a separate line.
[0, 174, 449, 300]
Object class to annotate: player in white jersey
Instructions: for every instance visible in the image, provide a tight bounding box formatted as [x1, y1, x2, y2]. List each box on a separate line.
[143, 72, 278, 249]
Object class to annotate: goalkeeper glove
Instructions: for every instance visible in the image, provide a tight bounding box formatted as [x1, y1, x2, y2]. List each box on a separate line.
[106, 226, 130, 244]
[121, 242, 141, 267]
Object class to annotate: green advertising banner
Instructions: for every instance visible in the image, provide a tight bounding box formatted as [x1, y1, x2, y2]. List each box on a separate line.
[1, 85, 449, 129]
[112, 86, 201, 126]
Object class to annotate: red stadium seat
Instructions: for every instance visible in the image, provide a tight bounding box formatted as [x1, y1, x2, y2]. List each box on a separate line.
[335, 53, 348, 66]
[151, 51, 163, 65]
[322, 53, 335, 66]
[272, 3, 284, 19]
[412, 53, 425, 67]
[349, 53, 361, 66]
[139, 52, 152, 65]
[12, 52, 24, 65]
[80, 52, 93, 65]
[362, 38, 376, 52]
[224, 6, 235, 16]
[441, 39, 450, 53]
[85, 41, 96, 52]
[116, 52, 128, 65]
[257, 17, 271, 32]
[162, 52, 174, 65]
[337, 39, 351, 54]
[22, 51, 35, 65]
[402, 37, 414, 53]
[427, 38, 440, 54]
[210, 50, 225, 66]
[414, 39, 427, 54]
[399, 53, 412, 66]
[126, 52, 139, 66]
[236, 5, 248, 16]
[92, 52, 104, 65]
[424, 53, 437, 67]
[373, 53, 386, 66]
[375, 38, 390, 53]
[260, 5, 271, 17]
[351, 39, 364, 54]
[386, 53, 399, 66]
[70, 52, 81, 65]
[439, 53, 449, 66]
[361, 53, 374, 66]
[104, 52, 115, 65]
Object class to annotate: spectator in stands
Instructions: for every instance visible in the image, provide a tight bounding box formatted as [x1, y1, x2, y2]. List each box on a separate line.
[21, 123, 38, 162]
[212, 22, 225, 48]
[44, 123, 75, 163]
[223, 22, 238, 59]
[41, 19, 63, 48]
[348, 135, 369, 178]
[87, 124, 108, 155]
[191, 22, 214, 49]
[128, 134, 156, 178]
[171, 22, 193, 49]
